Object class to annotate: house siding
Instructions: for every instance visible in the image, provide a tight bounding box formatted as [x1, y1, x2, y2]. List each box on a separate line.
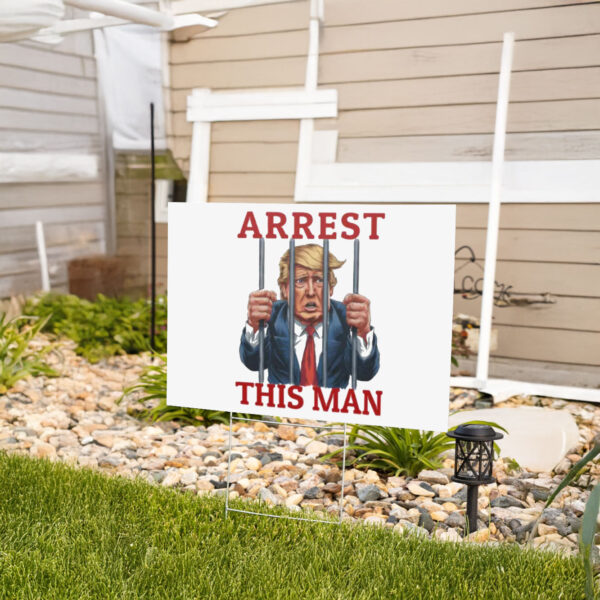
[168, 0, 600, 382]
[0, 20, 108, 298]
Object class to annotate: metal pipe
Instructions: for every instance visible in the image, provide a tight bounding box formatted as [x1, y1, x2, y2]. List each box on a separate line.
[322, 240, 329, 387]
[466, 484, 479, 534]
[351, 239, 359, 390]
[150, 103, 157, 353]
[258, 238, 265, 383]
[288, 240, 295, 384]
[64, 0, 174, 29]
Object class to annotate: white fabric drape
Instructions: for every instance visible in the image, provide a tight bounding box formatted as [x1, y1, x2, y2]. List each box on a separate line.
[0, 0, 64, 42]
[94, 23, 166, 150]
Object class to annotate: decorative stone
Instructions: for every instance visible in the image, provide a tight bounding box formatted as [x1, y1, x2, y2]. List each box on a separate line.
[161, 471, 181, 487]
[305, 440, 328, 456]
[408, 481, 435, 497]
[180, 468, 198, 486]
[285, 493, 303, 507]
[431, 511, 449, 522]
[418, 470, 449, 485]
[92, 431, 115, 449]
[277, 425, 296, 441]
[245, 457, 261, 471]
[303, 486, 324, 499]
[357, 484, 383, 502]
[258, 487, 280, 506]
[30, 442, 56, 459]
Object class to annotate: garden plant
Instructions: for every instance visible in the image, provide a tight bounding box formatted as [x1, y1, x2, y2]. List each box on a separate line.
[528, 433, 600, 599]
[24, 293, 167, 362]
[0, 313, 56, 393]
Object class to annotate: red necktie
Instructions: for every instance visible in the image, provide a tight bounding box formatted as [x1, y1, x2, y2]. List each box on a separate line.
[300, 325, 318, 386]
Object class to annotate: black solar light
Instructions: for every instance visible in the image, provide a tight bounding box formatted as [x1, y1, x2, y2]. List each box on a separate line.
[447, 424, 504, 534]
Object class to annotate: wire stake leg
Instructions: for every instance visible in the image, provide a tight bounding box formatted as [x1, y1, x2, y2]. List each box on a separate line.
[225, 411, 234, 518]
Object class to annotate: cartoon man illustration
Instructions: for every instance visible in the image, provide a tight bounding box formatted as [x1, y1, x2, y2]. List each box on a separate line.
[239, 243, 380, 388]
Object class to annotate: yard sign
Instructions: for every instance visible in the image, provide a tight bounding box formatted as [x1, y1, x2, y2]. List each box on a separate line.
[168, 203, 455, 431]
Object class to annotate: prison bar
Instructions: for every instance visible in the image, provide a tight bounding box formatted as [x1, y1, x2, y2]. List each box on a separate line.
[258, 237, 265, 383]
[351, 239, 359, 390]
[322, 240, 329, 387]
[288, 239, 296, 383]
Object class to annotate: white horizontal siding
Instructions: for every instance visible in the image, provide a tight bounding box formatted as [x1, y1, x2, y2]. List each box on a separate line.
[0, 33, 108, 298]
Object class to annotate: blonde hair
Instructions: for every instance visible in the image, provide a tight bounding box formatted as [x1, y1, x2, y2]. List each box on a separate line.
[278, 243, 345, 288]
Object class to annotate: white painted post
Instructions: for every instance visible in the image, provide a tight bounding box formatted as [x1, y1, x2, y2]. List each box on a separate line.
[187, 89, 212, 203]
[475, 32, 515, 385]
[35, 221, 51, 292]
[294, 0, 322, 202]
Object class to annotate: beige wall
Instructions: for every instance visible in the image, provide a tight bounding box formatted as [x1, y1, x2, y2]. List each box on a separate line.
[0, 20, 109, 298]
[168, 0, 600, 382]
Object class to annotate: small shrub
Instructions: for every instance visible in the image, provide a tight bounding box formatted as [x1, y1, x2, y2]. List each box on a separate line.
[24, 293, 167, 363]
[0, 313, 57, 393]
[323, 425, 455, 477]
[324, 421, 507, 478]
[120, 355, 235, 426]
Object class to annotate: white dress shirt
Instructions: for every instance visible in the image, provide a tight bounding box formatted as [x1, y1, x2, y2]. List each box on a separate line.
[244, 320, 374, 366]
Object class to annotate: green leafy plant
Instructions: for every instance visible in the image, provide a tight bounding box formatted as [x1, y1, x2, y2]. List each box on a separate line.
[323, 425, 455, 477]
[0, 313, 57, 393]
[323, 420, 507, 478]
[120, 355, 253, 426]
[24, 293, 167, 363]
[529, 434, 600, 599]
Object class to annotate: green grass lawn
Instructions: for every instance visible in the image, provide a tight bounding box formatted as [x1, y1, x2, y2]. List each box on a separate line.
[0, 453, 587, 600]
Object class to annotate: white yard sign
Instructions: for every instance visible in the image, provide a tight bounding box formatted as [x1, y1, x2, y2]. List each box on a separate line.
[168, 203, 455, 431]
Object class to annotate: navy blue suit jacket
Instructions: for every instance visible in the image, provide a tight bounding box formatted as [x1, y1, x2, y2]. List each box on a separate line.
[239, 299, 380, 388]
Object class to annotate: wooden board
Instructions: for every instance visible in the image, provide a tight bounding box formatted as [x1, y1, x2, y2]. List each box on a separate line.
[333, 68, 600, 110]
[0, 182, 105, 210]
[0, 205, 105, 229]
[324, 0, 578, 26]
[118, 236, 168, 257]
[320, 4, 600, 54]
[210, 142, 298, 172]
[456, 204, 600, 230]
[0, 65, 96, 98]
[170, 28, 308, 63]
[0, 271, 67, 299]
[455, 228, 600, 264]
[316, 99, 600, 138]
[208, 172, 296, 196]
[170, 57, 305, 90]
[0, 130, 101, 154]
[0, 222, 104, 254]
[198, 0, 309, 38]
[337, 131, 600, 162]
[319, 35, 600, 84]
[0, 87, 98, 116]
[0, 241, 103, 277]
[0, 108, 99, 135]
[0, 43, 96, 78]
[212, 120, 300, 142]
[453, 295, 600, 332]
[492, 325, 600, 366]
[173, 113, 301, 139]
